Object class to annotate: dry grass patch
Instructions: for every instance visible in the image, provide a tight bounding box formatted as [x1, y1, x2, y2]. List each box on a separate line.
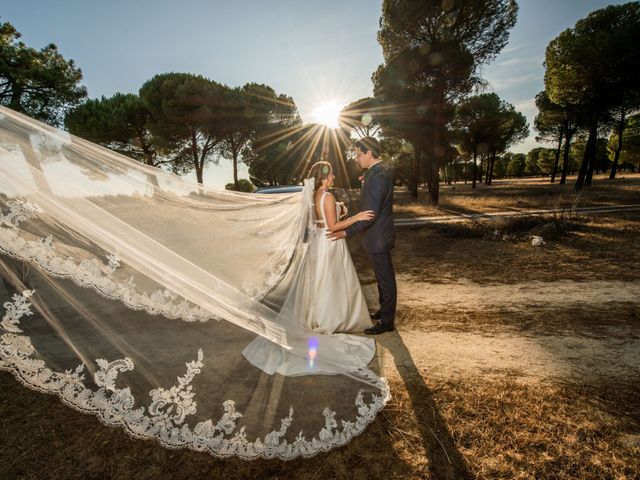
[434, 378, 640, 480]
[395, 303, 640, 338]
[2, 365, 638, 480]
[354, 214, 640, 285]
[389, 174, 640, 219]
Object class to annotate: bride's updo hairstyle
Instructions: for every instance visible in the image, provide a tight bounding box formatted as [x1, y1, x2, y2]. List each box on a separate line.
[307, 161, 333, 191]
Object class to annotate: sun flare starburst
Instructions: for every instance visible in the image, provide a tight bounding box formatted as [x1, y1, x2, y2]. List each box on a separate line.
[312, 102, 343, 129]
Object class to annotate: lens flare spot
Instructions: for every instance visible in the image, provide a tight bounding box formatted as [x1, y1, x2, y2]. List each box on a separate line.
[307, 336, 319, 369]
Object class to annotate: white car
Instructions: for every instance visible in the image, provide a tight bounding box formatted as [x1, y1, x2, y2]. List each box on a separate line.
[256, 185, 351, 220]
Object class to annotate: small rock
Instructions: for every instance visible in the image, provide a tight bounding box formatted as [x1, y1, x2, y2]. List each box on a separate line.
[531, 235, 545, 246]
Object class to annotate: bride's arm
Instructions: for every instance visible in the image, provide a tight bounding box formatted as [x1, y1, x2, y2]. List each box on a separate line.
[323, 193, 374, 233]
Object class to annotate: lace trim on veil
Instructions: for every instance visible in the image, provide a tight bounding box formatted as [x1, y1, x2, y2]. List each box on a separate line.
[0, 199, 294, 324]
[0, 289, 390, 460]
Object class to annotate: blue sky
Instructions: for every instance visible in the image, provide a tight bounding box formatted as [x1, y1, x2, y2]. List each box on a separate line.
[3, 0, 626, 188]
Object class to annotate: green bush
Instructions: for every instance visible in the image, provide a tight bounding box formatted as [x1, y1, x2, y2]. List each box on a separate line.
[225, 179, 255, 192]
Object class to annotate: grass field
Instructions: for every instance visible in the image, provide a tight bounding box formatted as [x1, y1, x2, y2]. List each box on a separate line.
[1, 174, 639, 479]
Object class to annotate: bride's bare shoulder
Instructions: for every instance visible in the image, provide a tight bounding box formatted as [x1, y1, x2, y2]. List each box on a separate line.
[322, 191, 336, 201]
[313, 190, 335, 203]
[321, 192, 336, 209]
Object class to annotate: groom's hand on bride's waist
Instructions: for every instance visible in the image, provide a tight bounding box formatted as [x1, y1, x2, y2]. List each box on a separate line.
[327, 231, 347, 241]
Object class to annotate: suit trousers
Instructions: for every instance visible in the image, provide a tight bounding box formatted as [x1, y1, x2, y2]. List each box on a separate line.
[369, 250, 397, 325]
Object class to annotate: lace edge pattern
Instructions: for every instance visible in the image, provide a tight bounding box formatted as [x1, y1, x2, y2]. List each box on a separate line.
[0, 290, 390, 460]
[0, 199, 230, 323]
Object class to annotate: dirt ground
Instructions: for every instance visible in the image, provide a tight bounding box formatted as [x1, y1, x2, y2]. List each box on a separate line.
[348, 202, 640, 479]
[363, 219, 640, 382]
[1, 175, 639, 479]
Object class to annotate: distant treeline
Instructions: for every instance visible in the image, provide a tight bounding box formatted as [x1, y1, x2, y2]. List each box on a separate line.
[1, 1, 638, 199]
[341, 1, 639, 198]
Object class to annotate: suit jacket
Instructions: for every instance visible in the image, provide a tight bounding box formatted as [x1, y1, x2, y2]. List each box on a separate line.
[345, 162, 395, 254]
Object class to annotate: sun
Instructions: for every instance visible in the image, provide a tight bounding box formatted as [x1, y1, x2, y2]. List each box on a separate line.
[312, 102, 343, 129]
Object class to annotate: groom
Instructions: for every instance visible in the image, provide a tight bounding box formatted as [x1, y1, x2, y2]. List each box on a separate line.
[328, 137, 397, 334]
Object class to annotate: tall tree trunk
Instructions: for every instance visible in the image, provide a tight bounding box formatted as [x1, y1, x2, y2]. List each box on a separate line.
[484, 157, 489, 184]
[429, 95, 444, 205]
[485, 152, 494, 185]
[232, 142, 240, 190]
[190, 129, 204, 185]
[490, 156, 495, 183]
[609, 106, 625, 180]
[487, 151, 496, 186]
[584, 124, 599, 186]
[9, 84, 23, 111]
[560, 129, 573, 185]
[550, 131, 563, 183]
[410, 143, 420, 198]
[472, 145, 477, 189]
[195, 164, 204, 185]
[429, 155, 440, 203]
[575, 118, 598, 191]
[140, 142, 160, 193]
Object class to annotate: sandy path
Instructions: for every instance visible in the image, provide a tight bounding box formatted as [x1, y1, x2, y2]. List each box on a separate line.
[375, 329, 640, 382]
[392, 276, 640, 309]
[394, 203, 640, 225]
[363, 278, 640, 383]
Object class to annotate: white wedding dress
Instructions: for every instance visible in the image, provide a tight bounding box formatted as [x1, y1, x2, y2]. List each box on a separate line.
[242, 190, 375, 376]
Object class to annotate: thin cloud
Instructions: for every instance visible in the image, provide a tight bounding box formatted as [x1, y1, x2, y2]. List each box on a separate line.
[495, 55, 543, 68]
[485, 73, 540, 91]
[514, 98, 537, 114]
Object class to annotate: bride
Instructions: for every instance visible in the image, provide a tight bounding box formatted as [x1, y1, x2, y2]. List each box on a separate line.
[297, 160, 373, 333]
[241, 160, 376, 375]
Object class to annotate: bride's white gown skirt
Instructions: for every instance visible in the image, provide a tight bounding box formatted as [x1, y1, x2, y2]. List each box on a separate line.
[242, 228, 375, 376]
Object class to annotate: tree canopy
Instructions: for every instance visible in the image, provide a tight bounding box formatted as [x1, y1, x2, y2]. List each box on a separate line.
[339, 97, 382, 139]
[139, 73, 228, 184]
[0, 21, 87, 126]
[455, 93, 528, 186]
[374, 0, 518, 203]
[65, 93, 166, 168]
[221, 83, 300, 190]
[544, 2, 640, 189]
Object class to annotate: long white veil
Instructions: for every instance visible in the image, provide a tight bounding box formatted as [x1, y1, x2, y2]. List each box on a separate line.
[0, 106, 389, 460]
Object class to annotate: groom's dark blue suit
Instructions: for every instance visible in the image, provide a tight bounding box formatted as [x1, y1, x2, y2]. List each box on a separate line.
[345, 161, 397, 325]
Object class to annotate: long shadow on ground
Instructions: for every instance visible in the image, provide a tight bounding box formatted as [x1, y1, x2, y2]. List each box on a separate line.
[377, 332, 473, 480]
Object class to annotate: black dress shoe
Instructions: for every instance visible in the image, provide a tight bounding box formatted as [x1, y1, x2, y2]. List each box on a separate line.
[364, 321, 395, 335]
[369, 310, 382, 320]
